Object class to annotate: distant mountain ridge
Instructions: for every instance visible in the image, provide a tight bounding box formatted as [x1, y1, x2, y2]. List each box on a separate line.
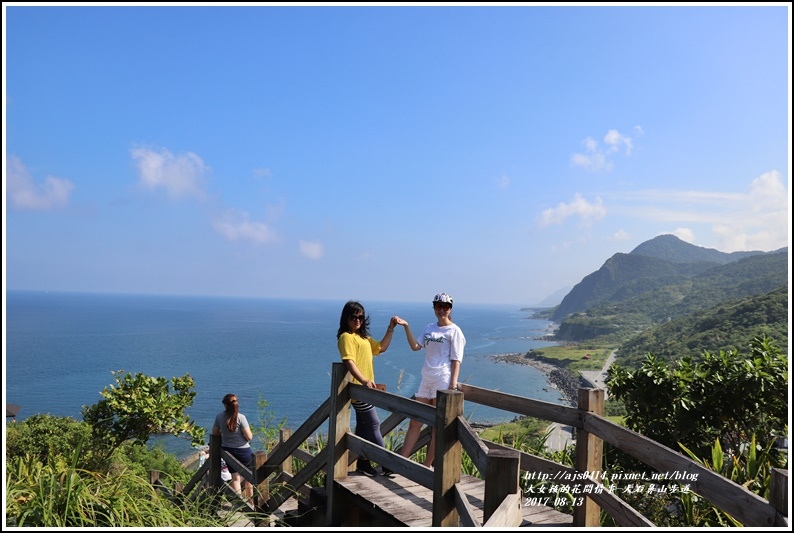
[535, 286, 572, 308]
[629, 234, 774, 264]
[551, 234, 786, 321]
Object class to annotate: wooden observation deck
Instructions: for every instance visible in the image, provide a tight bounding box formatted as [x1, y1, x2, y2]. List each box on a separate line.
[152, 362, 788, 527]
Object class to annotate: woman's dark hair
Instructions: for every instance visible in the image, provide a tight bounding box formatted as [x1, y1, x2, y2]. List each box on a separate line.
[222, 394, 240, 432]
[337, 300, 370, 339]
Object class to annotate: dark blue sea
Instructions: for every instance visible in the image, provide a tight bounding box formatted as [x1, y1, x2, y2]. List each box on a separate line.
[4, 291, 563, 460]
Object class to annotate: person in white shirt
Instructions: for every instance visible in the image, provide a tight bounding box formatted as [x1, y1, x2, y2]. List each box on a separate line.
[393, 293, 465, 467]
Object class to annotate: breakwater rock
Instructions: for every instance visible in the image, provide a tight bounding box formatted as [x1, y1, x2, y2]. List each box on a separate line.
[492, 352, 580, 406]
[547, 367, 579, 407]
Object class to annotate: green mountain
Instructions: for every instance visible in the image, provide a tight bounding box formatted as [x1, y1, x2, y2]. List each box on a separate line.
[547, 235, 788, 366]
[629, 233, 770, 264]
[551, 235, 781, 322]
[551, 253, 714, 321]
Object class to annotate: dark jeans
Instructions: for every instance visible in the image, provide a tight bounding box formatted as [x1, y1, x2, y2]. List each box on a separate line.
[353, 401, 384, 460]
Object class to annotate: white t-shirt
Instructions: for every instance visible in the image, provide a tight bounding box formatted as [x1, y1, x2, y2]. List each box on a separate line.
[418, 322, 466, 381]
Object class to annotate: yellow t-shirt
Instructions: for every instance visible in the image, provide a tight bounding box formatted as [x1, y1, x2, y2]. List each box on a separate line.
[338, 332, 382, 384]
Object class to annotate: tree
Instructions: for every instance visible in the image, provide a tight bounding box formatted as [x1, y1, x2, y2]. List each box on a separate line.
[607, 336, 788, 457]
[82, 370, 205, 463]
[5, 414, 92, 464]
[251, 392, 287, 451]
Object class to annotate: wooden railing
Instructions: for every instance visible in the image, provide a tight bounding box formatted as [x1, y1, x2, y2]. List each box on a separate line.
[163, 361, 788, 527]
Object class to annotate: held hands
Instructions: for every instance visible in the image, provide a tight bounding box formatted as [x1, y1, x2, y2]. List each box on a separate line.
[387, 316, 406, 332]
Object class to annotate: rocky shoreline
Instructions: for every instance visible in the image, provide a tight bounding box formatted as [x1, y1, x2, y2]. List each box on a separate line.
[491, 352, 580, 406]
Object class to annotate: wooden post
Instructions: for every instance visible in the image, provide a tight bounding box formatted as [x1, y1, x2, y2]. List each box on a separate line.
[770, 468, 788, 526]
[432, 389, 464, 527]
[209, 434, 222, 491]
[326, 362, 352, 526]
[280, 428, 293, 476]
[252, 450, 269, 509]
[484, 448, 521, 524]
[573, 388, 604, 527]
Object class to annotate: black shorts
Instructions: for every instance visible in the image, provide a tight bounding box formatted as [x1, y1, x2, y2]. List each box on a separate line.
[222, 446, 252, 473]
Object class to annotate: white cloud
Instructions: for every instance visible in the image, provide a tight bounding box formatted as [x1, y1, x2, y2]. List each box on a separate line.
[497, 175, 510, 189]
[212, 209, 277, 244]
[253, 167, 272, 179]
[609, 229, 631, 241]
[747, 170, 788, 212]
[670, 228, 696, 244]
[131, 146, 208, 199]
[711, 170, 789, 252]
[607, 170, 789, 252]
[299, 240, 324, 260]
[7, 155, 74, 210]
[536, 194, 607, 227]
[603, 129, 633, 156]
[571, 152, 611, 172]
[570, 129, 635, 172]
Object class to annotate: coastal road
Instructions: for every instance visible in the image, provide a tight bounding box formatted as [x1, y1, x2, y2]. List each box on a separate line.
[544, 349, 618, 451]
[578, 349, 618, 399]
[545, 422, 574, 452]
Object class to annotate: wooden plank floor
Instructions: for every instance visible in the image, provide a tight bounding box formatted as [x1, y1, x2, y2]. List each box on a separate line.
[335, 471, 573, 527]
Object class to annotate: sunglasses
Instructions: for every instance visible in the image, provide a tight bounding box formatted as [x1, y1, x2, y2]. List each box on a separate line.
[349, 314, 365, 321]
[433, 304, 452, 310]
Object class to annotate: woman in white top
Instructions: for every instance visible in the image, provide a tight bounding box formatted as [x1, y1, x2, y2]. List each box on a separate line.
[394, 293, 465, 467]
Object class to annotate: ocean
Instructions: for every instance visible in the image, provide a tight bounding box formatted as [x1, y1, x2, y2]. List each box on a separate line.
[4, 291, 563, 460]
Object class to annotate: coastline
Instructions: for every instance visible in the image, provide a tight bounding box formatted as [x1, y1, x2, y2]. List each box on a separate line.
[491, 351, 580, 450]
[490, 352, 580, 407]
[491, 352, 559, 374]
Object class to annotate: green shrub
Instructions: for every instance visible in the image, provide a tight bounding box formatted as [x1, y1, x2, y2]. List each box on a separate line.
[109, 441, 192, 487]
[5, 414, 92, 465]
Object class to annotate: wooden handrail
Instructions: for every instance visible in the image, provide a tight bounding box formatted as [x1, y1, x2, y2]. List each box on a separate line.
[456, 415, 490, 475]
[482, 439, 652, 527]
[254, 396, 331, 480]
[186, 362, 781, 527]
[351, 383, 437, 426]
[583, 412, 779, 526]
[458, 382, 582, 427]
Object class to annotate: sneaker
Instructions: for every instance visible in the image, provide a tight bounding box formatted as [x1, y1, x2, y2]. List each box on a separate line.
[356, 461, 378, 477]
[381, 467, 394, 477]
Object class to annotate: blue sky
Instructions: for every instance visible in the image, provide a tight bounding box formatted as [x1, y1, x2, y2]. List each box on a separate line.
[3, 4, 791, 306]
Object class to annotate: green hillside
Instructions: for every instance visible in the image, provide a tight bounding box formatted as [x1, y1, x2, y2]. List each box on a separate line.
[551, 235, 782, 322]
[616, 286, 788, 367]
[544, 234, 788, 370]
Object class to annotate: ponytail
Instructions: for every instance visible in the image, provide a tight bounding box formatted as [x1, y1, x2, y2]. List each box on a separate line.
[222, 394, 239, 432]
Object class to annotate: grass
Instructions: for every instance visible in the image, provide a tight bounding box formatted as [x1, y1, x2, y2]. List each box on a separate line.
[5, 453, 240, 527]
[528, 343, 617, 372]
[478, 416, 549, 447]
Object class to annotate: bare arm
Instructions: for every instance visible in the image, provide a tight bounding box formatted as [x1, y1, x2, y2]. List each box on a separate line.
[343, 359, 376, 389]
[242, 424, 253, 442]
[378, 316, 398, 352]
[394, 316, 422, 351]
[449, 360, 461, 390]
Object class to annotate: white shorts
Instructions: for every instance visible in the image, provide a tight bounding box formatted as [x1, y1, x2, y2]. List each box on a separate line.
[416, 376, 451, 400]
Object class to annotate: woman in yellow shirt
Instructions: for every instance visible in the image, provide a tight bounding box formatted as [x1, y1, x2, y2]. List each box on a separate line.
[337, 300, 398, 477]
